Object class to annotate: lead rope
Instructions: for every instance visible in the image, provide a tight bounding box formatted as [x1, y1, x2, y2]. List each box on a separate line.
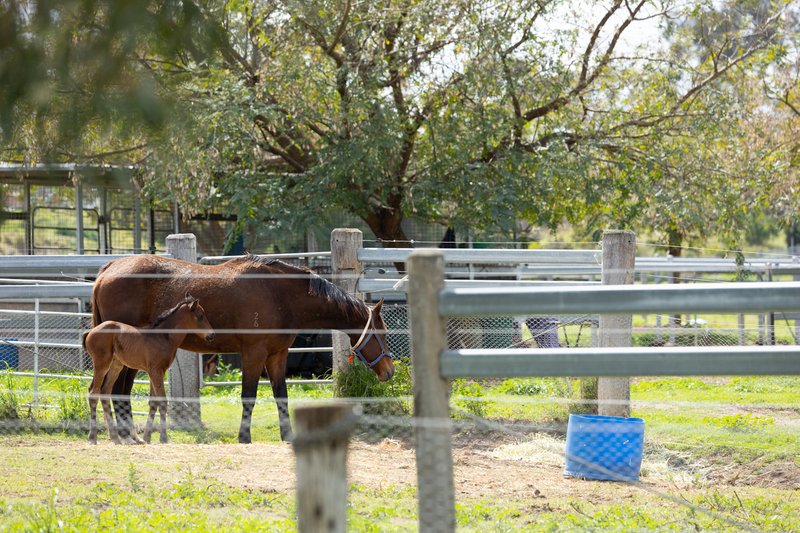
[352, 306, 374, 350]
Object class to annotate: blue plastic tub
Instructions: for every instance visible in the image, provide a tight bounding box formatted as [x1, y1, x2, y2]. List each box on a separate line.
[564, 414, 644, 481]
[0, 339, 19, 370]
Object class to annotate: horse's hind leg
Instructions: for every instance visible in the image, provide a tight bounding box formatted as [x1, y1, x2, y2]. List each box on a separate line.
[238, 348, 268, 444]
[112, 366, 143, 444]
[102, 361, 128, 445]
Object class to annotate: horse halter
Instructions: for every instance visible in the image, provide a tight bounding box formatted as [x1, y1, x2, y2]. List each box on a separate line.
[351, 306, 393, 368]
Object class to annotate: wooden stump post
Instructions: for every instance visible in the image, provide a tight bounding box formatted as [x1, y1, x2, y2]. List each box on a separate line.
[408, 250, 454, 533]
[166, 233, 202, 429]
[330, 229, 363, 374]
[292, 403, 357, 533]
[598, 230, 636, 417]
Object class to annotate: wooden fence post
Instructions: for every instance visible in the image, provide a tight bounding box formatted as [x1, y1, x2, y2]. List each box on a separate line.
[292, 403, 357, 533]
[330, 229, 363, 374]
[407, 249, 454, 533]
[598, 230, 636, 417]
[166, 233, 202, 429]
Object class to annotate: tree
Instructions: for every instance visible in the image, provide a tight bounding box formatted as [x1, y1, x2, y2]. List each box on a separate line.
[2, 0, 793, 251]
[0, 0, 222, 162]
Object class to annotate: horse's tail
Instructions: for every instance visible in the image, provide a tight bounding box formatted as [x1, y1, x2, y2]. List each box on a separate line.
[81, 330, 89, 351]
[91, 279, 103, 328]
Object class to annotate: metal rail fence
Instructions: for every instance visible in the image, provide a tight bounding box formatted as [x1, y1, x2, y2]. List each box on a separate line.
[406, 249, 800, 532]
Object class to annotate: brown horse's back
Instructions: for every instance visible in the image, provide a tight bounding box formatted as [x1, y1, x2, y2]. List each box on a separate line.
[92, 255, 298, 354]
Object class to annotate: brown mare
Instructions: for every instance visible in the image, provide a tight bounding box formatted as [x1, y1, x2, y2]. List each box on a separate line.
[91, 254, 395, 443]
[84, 294, 215, 444]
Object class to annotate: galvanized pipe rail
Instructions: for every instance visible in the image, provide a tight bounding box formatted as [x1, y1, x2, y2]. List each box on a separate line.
[406, 248, 800, 533]
[0, 254, 171, 278]
[437, 281, 800, 377]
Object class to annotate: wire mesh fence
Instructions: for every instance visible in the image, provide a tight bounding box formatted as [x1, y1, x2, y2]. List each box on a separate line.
[0, 383, 797, 530]
[2, 258, 800, 530]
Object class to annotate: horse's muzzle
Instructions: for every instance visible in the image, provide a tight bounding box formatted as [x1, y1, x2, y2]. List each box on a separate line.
[204, 332, 216, 342]
[379, 362, 395, 382]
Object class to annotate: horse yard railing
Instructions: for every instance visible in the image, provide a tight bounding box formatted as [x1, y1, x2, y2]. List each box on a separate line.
[405, 247, 800, 533]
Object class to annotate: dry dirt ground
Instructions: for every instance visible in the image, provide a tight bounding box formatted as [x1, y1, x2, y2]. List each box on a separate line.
[3, 430, 796, 509]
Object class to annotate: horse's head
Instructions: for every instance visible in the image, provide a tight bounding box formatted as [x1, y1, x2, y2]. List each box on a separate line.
[352, 299, 395, 381]
[184, 293, 216, 342]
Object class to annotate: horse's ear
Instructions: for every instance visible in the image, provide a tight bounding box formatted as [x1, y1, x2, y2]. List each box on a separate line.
[189, 300, 198, 311]
[372, 298, 384, 314]
[185, 290, 192, 299]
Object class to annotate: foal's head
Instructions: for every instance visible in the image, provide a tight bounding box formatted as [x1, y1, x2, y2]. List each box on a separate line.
[170, 293, 215, 342]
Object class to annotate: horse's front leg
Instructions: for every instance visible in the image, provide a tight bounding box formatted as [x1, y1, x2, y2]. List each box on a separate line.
[265, 350, 292, 442]
[238, 358, 263, 444]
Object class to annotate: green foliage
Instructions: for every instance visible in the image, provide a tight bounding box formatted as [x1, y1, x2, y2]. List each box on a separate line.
[4, 0, 795, 247]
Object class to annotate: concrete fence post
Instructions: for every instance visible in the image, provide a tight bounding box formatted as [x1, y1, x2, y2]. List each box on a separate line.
[330, 228, 363, 374]
[408, 249, 454, 533]
[292, 403, 357, 533]
[598, 230, 636, 417]
[166, 233, 202, 429]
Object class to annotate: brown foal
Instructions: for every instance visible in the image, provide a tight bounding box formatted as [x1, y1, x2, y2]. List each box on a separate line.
[84, 294, 215, 444]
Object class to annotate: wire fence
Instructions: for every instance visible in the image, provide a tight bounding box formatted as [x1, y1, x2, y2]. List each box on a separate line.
[0, 385, 797, 530]
[1, 247, 800, 530]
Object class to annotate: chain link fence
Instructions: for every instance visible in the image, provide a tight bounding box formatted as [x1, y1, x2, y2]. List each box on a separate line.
[1, 287, 799, 530]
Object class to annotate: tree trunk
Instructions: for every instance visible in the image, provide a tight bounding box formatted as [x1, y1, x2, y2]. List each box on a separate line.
[667, 226, 683, 332]
[364, 195, 411, 273]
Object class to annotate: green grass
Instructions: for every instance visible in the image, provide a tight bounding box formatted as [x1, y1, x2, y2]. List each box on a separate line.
[1, 370, 798, 531]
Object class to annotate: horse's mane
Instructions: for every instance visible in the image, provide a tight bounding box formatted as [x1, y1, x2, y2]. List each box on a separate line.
[234, 255, 365, 318]
[150, 295, 196, 329]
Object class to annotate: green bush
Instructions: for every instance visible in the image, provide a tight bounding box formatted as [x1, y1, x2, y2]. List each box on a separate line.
[333, 360, 411, 417]
[451, 379, 486, 418]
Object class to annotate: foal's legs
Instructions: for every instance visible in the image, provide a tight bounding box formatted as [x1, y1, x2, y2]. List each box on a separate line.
[88, 350, 113, 444]
[143, 372, 169, 444]
[100, 360, 126, 445]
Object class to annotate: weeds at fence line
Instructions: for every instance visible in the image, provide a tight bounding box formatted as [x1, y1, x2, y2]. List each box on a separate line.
[451, 379, 486, 418]
[0, 374, 797, 531]
[0, 369, 20, 419]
